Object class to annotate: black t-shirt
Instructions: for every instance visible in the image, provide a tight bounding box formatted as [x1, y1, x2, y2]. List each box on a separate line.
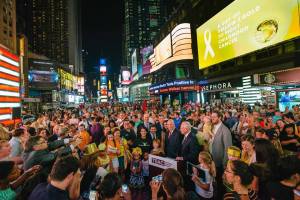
[135, 138, 151, 153]
[266, 181, 294, 200]
[29, 183, 69, 200]
[280, 132, 299, 152]
[120, 129, 136, 143]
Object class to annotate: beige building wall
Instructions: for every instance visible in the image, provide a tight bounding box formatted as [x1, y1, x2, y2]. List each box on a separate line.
[0, 0, 16, 53]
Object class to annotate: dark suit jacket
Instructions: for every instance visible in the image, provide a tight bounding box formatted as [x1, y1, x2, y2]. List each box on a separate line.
[155, 122, 164, 134]
[137, 121, 153, 132]
[179, 132, 201, 164]
[165, 129, 183, 158]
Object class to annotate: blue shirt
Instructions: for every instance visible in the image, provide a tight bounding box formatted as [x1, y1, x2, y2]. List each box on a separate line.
[29, 182, 69, 200]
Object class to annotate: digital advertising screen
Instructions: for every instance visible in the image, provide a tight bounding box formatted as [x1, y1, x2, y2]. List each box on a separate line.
[121, 70, 131, 85]
[278, 91, 300, 111]
[196, 0, 300, 69]
[100, 66, 107, 73]
[117, 88, 123, 98]
[140, 45, 153, 65]
[28, 70, 58, 83]
[131, 49, 138, 80]
[151, 23, 193, 73]
[154, 34, 172, 65]
[100, 76, 107, 85]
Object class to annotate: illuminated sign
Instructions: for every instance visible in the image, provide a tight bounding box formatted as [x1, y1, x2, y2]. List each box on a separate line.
[131, 49, 138, 80]
[28, 70, 58, 83]
[0, 46, 21, 125]
[196, 0, 300, 69]
[121, 69, 132, 85]
[59, 69, 74, 91]
[154, 35, 172, 65]
[100, 66, 107, 73]
[117, 88, 123, 98]
[100, 58, 106, 65]
[151, 23, 193, 73]
[255, 67, 300, 85]
[74, 76, 84, 94]
[199, 78, 242, 92]
[101, 76, 107, 85]
[149, 80, 196, 91]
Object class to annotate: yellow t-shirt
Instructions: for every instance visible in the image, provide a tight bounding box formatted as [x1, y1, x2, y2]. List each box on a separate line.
[116, 138, 127, 157]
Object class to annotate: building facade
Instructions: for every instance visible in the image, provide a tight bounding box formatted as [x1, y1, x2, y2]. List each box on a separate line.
[123, 0, 174, 67]
[25, 0, 82, 74]
[0, 0, 17, 53]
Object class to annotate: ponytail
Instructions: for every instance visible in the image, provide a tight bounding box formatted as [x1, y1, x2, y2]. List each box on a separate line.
[209, 160, 217, 178]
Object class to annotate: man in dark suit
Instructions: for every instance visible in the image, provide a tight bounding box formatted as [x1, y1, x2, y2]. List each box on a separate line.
[137, 113, 152, 132]
[165, 119, 183, 158]
[176, 121, 201, 164]
[155, 115, 165, 134]
[176, 121, 201, 191]
[149, 125, 160, 142]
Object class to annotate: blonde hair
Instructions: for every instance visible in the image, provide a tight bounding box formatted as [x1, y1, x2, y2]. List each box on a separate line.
[152, 139, 161, 147]
[199, 151, 216, 177]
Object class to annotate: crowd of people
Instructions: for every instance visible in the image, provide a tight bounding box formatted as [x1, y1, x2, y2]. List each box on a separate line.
[0, 101, 300, 200]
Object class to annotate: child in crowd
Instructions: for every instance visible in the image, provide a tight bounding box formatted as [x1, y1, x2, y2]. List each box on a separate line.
[129, 147, 145, 199]
[191, 151, 216, 199]
[151, 139, 164, 156]
[105, 133, 120, 173]
[142, 152, 150, 186]
[95, 143, 111, 177]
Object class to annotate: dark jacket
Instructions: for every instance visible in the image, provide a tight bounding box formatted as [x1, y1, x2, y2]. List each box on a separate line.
[179, 132, 201, 164]
[23, 140, 72, 171]
[165, 128, 183, 158]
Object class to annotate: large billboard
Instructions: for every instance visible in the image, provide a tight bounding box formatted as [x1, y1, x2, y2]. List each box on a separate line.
[196, 0, 300, 69]
[140, 46, 153, 76]
[28, 70, 58, 83]
[131, 49, 138, 80]
[0, 46, 21, 125]
[151, 23, 193, 73]
[154, 35, 172, 65]
[121, 66, 132, 85]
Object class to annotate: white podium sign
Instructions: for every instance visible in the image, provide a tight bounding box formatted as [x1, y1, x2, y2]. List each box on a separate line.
[149, 154, 177, 170]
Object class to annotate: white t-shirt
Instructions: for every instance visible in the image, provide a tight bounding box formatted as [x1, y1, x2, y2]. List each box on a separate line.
[195, 165, 214, 198]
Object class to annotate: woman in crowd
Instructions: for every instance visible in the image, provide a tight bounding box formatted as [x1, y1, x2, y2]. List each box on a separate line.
[240, 135, 256, 165]
[98, 172, 131, 200]
[135, 127, 151, 154]
[223, 160, 258, 200]
[276, 119, 286, 135]
[151, 168, 186, 200]
[191, 151, 216, 200]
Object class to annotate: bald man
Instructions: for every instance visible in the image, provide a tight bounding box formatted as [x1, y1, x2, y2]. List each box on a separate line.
[165, 119, 183, 158]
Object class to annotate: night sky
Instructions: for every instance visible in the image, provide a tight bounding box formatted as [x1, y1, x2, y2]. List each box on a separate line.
[82, 1, 124, 74]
